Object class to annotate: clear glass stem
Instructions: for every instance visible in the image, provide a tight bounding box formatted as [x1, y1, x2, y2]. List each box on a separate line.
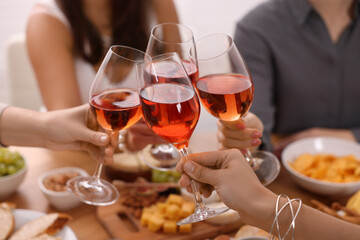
[179, 147, 206, 209]
[93, 161, 103, 180]
[244, 148, 260, 171]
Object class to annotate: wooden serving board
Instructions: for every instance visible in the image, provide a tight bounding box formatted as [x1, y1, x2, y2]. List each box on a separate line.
[96, 200, 242, 240]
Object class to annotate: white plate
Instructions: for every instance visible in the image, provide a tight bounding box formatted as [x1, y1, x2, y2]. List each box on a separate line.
[13, 209, 77, 240]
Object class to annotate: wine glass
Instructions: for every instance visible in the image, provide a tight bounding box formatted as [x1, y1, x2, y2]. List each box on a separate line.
[67, 45, 149, 206]
[189, 33, 280, 186]
[136, 52, 229, 225]
[141, 23, 198, 170]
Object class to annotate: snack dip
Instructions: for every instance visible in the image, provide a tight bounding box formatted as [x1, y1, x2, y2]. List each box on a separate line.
[43, 172, 80, 192]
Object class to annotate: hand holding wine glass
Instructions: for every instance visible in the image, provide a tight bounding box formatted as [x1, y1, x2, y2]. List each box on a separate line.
[189, 34, 280, 186]
[67, 46, 149, 206]
[137, 52, 229, 225]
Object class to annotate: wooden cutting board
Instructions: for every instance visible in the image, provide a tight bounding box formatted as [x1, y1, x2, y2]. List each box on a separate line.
[96, 200, 242, 240]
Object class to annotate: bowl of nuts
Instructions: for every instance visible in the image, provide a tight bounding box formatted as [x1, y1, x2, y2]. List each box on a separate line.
[38, 167, 88, 210]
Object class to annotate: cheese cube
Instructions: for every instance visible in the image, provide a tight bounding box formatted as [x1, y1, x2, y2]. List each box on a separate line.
[140, 212, 151, 227]
[148, 216, 165, 232]
[143, 205, 157, 214]
[163, 220, 177, 234]
[167, 194, 184, 206]
[179, 201, 195, 218]
[179, 223, 192, 233]
[157, 202, 168, 213]
[165, 204, 180, 220]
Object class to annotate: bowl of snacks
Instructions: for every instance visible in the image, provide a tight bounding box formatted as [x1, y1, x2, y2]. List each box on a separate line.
[0, 148, 27, 199]
[38, 167, 88, 210]
[282, 137, 360, 195]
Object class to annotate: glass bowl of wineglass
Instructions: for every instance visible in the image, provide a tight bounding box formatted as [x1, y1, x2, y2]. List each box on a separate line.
[189, 33, 280, 186]
[140, 23, 198, 171]
[67, 45, 150, 206]
[136, 52, 229, 225]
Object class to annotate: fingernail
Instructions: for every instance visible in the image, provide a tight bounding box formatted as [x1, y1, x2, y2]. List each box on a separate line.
[184, 161, 195, 173]
[236, 123, 245, 130]
[241, 149, 248, 154]
[99, 135, 108, 144]
[252, 139, 261, 146]
[252, 131, 262, 138]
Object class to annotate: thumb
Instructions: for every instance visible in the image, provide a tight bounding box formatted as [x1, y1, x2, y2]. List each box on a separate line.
[76, 128, 110, 147]
[183, 160, 218, 186]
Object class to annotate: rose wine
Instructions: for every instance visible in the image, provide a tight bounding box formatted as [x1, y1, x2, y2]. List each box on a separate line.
[182, 60, 198, 84]
[140, 83, 200, 149]
[145, 60, 198, 85]
[90, 89, 142, 131]
[196, 74, 254, 121]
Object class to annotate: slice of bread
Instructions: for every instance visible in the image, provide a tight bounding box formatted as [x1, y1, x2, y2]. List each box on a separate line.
[9, 213, 71, 240]
[30, 233, 63, 240]
[0, 202, 16, 240]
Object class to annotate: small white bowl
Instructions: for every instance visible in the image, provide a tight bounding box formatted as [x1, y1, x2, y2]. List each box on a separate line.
[282, 137, 360, 195]
[38, 167, 88, 210]
[0, 158, 27, 199]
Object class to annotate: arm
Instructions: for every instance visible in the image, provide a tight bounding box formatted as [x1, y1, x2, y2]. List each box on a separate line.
[234, 20, 275, 151]
[177, 150, 360, 240]
[151, 0, 179, 24]
[26, 11, 82, 110]
[0, 105, 115, 164]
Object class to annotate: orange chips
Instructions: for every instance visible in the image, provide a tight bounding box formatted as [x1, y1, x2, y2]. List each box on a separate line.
[290, 153, 360, 183]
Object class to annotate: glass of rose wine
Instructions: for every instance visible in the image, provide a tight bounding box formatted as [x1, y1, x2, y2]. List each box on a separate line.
[142, 23, 198, 170]
[136, 52, 229, 224]
[67, 45, 149, 205]
[189, 33, 280, 186]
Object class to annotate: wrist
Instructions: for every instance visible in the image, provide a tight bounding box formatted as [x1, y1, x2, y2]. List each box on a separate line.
[237, 185, 277, 230]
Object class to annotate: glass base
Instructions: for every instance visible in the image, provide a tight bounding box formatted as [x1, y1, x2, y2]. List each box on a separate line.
[177, 206, 229, 225]
[66, 176, 119, 206]
[251, 150, 281, 186]
[141, 144, 181, 171]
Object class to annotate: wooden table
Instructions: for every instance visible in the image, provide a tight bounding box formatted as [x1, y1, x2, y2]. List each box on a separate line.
[4, 132, 350, 240]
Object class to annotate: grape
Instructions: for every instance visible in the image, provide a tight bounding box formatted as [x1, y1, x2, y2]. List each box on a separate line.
[0, 149, 25, 177]
[7, 165, 17, 175]
[0, 163, 6, 176]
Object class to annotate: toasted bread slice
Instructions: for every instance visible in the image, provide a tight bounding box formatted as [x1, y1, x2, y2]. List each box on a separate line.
[9, 213, 71, 240]
[30, 233, 63, 240]
[0, 202, 16, 240]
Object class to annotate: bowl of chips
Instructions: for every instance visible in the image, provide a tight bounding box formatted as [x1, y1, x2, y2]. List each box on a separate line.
[282, 137, 360, 195]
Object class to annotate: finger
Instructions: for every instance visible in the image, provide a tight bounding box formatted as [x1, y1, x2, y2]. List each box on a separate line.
[81, 142, 101, 161]
[176, 158, 185, 174]
[183, 160, 218, 186]
[178, 174, 191, 188]
[202, 185, 214, 198]
[218, 121, 262, 140]
[217, 131, 261, 149]
[186, 150, 233, 168]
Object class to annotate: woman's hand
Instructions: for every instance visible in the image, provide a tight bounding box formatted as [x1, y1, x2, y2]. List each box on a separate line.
[42, 104, 117, 164]
[126, 119, 167, 151]
[217, 112, 263, 151]
[176, 149, 273, 221]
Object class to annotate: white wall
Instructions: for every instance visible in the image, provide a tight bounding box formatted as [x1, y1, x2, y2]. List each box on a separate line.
[0, 0, 265, 131]
[0, 0, 38, 104]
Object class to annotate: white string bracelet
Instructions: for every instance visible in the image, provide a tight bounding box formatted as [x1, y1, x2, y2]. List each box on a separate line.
[269, 194, 302, 240]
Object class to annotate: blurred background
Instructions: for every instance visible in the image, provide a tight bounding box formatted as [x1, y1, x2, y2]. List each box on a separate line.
[0, 0, 265, 131]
